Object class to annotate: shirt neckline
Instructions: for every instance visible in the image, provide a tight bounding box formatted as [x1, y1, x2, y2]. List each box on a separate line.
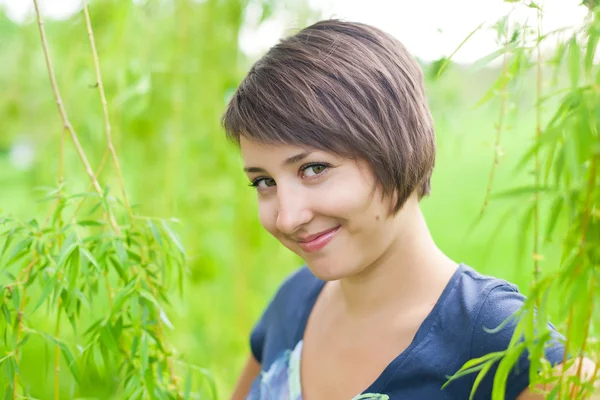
[292, 263, 466, 396]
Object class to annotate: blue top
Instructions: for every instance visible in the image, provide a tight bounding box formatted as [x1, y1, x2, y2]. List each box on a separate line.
[246, 263, 565, 400]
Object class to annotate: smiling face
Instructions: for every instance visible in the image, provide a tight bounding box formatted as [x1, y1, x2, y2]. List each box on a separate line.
[240, 136, 404, 281]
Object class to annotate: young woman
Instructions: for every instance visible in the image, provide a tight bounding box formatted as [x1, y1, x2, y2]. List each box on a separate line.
[221, 19, 587, 400]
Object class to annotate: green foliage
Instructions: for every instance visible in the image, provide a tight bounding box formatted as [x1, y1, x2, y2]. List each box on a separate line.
[447, 1, 600, 399]
[0, 189, 192, 398]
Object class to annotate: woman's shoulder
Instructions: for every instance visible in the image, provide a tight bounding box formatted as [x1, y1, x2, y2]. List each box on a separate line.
[448, 263, 527, 324]
[433, 263, 565, 399]
[448, 264, 533, 349]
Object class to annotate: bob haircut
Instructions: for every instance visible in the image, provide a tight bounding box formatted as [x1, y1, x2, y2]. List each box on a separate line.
[221, 19, 436, 214]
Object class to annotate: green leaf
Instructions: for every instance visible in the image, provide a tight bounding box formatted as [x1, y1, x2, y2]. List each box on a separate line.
[568, 37, 580, 89]
[2, 303, 11, 325]
[114, 239, 129, 267]
[516, 203, 537, 269]
[444, 351, 504, 387]
[585, 28, 599, 77]
[148, 221, 163, 247]
[100, 324, 120, 356]
[140, 332, 149, 374]
[0, 231, 15, 263]
[5, 237, 33, 266]
[17, 332, 30, 348]
[111, 279, 137, 317]
[491, 343, 526, 400]
[544, 196, 564, 242]
[57, 241, 78, 271]
[59, 342, 81, 385]
[124, 375, 143, 399]
[67, 247, 81, 302]
[4, 355, 15, 388]
[564, 126, 581, 182]
[31, 277, 55, 314]
[131, 335, 139, 359]
[139, 287, 160, 309]
[11, 286, 20, 315]
[159, 309, 173, 330]
[93, 344, 106, 376]
[553, 144, 566, 188]
[110, 256, 129, 282]
[470, 360, 495, 400]
[161, 220, 185, 256]
[469, 43, 519, 73]
[130, 293, 141, 324]
[184, 367, 193, 400]
[76, 220, 106, 227]
[437, 23, 484, 78]
[491, 185, 555, 199]
[87, 201, 105, 218]
[144, 367, 157, 400]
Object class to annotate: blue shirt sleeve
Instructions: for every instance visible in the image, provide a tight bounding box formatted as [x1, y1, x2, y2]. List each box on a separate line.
[248, 266, 321, 365]
[249, 281, 285, 364]
[250, 303, 270, 363]
[469, 283, 565, 400]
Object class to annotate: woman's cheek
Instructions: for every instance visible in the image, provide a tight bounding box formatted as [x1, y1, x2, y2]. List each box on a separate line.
[257, 200, 277, 234]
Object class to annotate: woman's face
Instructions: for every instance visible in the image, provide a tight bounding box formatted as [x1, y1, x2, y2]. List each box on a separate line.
[240, 136, 403, 281]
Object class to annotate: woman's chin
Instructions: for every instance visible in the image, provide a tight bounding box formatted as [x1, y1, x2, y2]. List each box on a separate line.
[305, 260, 348, 281]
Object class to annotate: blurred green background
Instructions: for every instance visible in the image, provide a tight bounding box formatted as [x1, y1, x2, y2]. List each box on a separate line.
[0, 0, 573, 397]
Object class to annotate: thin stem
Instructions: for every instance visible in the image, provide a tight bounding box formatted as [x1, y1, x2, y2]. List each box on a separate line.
[569, 279, 596, 398]
[13, 258, 36, 399]
[57, 128, 66, 215]
[480, 19, 511, 217]
[54, 302, 62, 400]
[589, 353, 600, 397]
[559, 155, 598, 399]
[69, 147, 110, 225]
[82, 0, 135, 226]
[32, 0, 121, 236]
[533, 4, 542, 282]
[154, 320, 179, 392]
[569, 155, 598, 398]
[104, 269, 113, 308]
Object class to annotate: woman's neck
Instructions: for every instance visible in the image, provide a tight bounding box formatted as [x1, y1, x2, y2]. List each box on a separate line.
[332, 199, 458, 319]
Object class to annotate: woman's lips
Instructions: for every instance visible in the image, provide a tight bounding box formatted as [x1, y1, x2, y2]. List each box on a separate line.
[297, 226, 340, 253]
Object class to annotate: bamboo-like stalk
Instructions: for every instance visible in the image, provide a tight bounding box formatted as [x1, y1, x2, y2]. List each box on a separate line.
[480, 17, 511, 217]
[69, 147, 110, 224]
[164, 0, 189, 215]
[154, 320, 180, 392]
[568, 155, 598, 399]
[13, 258, 37, 399]
[533, 4, 542, 282]
[82, 0, 135, 226]
[569, 281, 597, 398]
[31, 0, 121, 236]
[559, 155, 598, 399]
[589, 353, 600, 398]
[54, 302, 62, 400]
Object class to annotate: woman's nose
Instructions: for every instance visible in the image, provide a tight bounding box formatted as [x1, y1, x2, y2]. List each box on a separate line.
[274, 186, 313, 235]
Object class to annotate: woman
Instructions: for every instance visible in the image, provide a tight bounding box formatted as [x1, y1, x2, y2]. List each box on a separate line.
[222, 19, 573, 400]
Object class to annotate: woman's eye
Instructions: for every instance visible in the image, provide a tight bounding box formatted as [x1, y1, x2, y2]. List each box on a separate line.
[302, 163, 328, 178]
[250, 177, 276, 189]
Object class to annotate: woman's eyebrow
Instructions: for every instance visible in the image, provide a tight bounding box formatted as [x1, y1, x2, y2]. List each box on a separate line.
[244, 151, 312, 173]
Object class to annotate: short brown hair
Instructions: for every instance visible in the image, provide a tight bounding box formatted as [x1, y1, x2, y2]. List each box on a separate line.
[222, 19, 436, 213]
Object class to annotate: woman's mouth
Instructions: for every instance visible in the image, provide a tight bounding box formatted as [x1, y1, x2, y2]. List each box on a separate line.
[296, 226, 340, 253]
